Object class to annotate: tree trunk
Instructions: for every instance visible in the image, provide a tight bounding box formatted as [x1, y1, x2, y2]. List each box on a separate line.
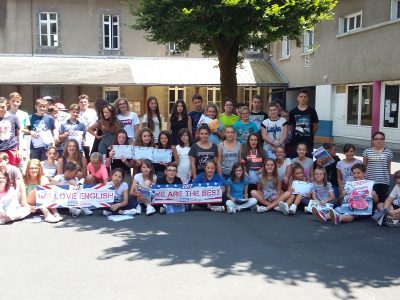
[214, 37, 240, 104]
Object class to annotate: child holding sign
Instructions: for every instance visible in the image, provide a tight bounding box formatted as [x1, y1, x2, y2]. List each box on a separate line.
[103, 168, 132, 216]
[130, 159, 157, 216]
[329, 163, 376, 225]
[278, 163, 311, 215]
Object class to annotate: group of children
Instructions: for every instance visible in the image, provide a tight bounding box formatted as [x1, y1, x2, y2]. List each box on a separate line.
[0, 91, 398, 227]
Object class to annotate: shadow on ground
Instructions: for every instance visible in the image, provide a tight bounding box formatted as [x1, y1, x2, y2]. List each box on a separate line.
[56, 211, 400, 299]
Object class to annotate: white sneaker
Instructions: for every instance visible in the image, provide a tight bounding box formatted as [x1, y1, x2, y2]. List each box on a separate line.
[251, 204, 260, 212]
[227, 205, 238, 214]
[136, 204, 142, 215]
[82, 208, 93, 216]
[69, 207, 81, 217]
[210, 205, 225, 212]
[146, 205, 156, 216]
[274, 206, 281, 212]
[278, 201, 289, 215]
[312, 206, 326, 223]
[304, 207, 309, 214]
[289, 204, 297, 215]
[257, 206, 268, 213]
[103, 210, 112, 216]
[123, 208, 138, 216]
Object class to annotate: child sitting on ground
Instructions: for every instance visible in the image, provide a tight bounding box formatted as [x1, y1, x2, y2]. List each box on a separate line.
[103, 168, 132, 216]
[86, 152, 109, 185]
[374, 170, 400, 226]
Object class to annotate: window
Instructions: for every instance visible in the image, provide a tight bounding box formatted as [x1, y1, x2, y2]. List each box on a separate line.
[346, 84, 372, 126]
[103, 87, 120, 102]
[168, 86, 185, 114]
[103, 15, 119, 50]
[244, 87, 261, 108]
[383, 85, 399, 128]
[281, 37, 290, 58]
[40, 86, 61, 101]
[246, 45, 260, 54]
[39, 12, 58, 47]
[207, 87, 222, 111]
[342, 12, 362, 33]
[303, 30, 314, 54]
[391, 0, 400, 20]
[168, 42, 177, 53]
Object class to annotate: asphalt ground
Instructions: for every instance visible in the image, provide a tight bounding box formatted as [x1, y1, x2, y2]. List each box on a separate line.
[1, 210, 399, 300]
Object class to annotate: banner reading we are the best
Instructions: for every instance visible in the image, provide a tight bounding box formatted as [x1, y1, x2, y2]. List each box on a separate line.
[151, 183, 222, 205]
[36, 184, 115, 209]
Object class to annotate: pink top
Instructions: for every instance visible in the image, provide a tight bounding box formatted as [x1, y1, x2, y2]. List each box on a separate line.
[87, 163, 109, 183]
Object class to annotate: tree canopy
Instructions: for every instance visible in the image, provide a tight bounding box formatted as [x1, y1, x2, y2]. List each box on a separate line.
[129, 0, 337, 101]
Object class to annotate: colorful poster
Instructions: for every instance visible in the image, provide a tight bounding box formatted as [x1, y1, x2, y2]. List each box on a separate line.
[336, 179, 374, 216]
[36, 184, 115, 208]
[312, 146, 335, 167]
[151, 183, 223, 204]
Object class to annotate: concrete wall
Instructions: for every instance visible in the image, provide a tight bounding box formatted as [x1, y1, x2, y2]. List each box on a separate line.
[0, 0, 204, 57]
[271, 0, 399, 87]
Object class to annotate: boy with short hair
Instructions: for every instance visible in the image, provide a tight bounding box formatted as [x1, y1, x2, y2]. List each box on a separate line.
[249, 95, 268, 130]
[28, 98, 56, 161]
[188, 94, 204, 139]
[155, 163, 183, 214]
[58, 104, 86, 152]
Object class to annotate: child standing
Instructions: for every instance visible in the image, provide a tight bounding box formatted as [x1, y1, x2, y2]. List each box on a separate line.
[251, 159, 285, 212]
[188, 94, 204, 140]
[217, 125, 241, 181]
[142, 96, 163, 144]
[219, 99, 239, 130]
[336, 144, 362, 198]
[233, 107, 259, 145]
[363, 132, 393, 204]
[310, 167, 336, 222]
[173, 128, 192, 184]
[115, 98, 140, 144]
[130, 159, 157, 216]
[58, 104, 86, 153]
[168, 99, 189, 145]
[225, 163, 257, 214]
[196, 103, 224, 145]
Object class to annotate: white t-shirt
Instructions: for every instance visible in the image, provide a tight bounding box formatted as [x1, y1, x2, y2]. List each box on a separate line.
[133, 173, 157, 188]
[277, 158, 292, 181]
[143, 114, 162, 143]
[261, 117, 287, 150]
[336, 159, 362, 184]
[117, 112, 140, 139]
[79, 108, 98, 146]
[108, 182, 129, 202]
[389, 184, 400, 206]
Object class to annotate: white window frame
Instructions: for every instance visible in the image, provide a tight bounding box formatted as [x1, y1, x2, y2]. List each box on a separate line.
[346, 83, 373, 126]
[341, 11, 362, 33]
[391, 0, 400, 20]
[303, 29, 314, 54]
[168, 42, 177, 53]
[39, 12, 58, 47]
[103, 14, 120, 50]
[280, 37, 290, 59]
[103, 86, 120, 103]
[168, 86, 186, 114]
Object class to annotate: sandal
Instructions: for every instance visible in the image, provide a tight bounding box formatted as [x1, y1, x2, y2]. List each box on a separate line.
[44, 215, 58, 223]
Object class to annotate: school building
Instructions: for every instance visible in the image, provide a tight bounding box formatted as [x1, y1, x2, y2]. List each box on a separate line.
[0, 0, 287, 127]
[270, 0, 400, 148]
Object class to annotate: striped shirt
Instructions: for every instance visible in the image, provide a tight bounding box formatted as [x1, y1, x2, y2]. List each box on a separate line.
[362, 148, 393, 185]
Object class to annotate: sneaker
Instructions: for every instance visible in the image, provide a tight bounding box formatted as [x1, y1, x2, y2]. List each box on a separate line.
[136, 204, 142, 215]
[227, 205, 238, 214]
[210, 205, 225, 212]
[53, 213, 64, 221]
[278, 201, 289, 215]
[123, 208, 138, 215]
[329, 209, 341, 225]
[274, 206, 281, 212]
[304, 207, 309, 214]
[103, 210, 112, 216]
[146, 205, 156, 216]
[384, 217, 400, 227]
[159, 206, 166, 215]
[289, 204, 297, 215]
[69, 207, 81, 217]
[82, 208, 93, 216]
[257, 206, 268, 213]
[251, 204, 259, 212]
[312, 206, 326, 223]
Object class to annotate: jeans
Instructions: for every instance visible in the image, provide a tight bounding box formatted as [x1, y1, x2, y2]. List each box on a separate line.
[226, 198, 257, 211]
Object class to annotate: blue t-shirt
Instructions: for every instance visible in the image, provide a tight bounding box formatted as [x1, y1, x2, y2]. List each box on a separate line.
[226, 177, 250, 199]
[59, 119, 87, 150]
[29, 114, 55, 149]
[193, 172, 223, 184]
[233, 120, 259, 145]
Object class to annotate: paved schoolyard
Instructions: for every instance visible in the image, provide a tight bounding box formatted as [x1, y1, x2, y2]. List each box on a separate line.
[1, 210, 399, 300]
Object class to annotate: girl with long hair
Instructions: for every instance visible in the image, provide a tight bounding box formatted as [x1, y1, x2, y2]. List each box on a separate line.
[142, 96, 162, 143]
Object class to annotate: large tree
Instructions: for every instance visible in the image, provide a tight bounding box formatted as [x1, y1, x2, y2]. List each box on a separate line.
[129, 0, 337, 101]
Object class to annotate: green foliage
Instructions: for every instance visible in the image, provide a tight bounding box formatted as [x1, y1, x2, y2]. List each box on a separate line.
[129, 0, 337, 55]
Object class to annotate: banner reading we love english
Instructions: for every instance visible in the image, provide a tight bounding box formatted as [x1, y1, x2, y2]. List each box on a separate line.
[36, 184, 115, 209]
[151, 182, 223, 205]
